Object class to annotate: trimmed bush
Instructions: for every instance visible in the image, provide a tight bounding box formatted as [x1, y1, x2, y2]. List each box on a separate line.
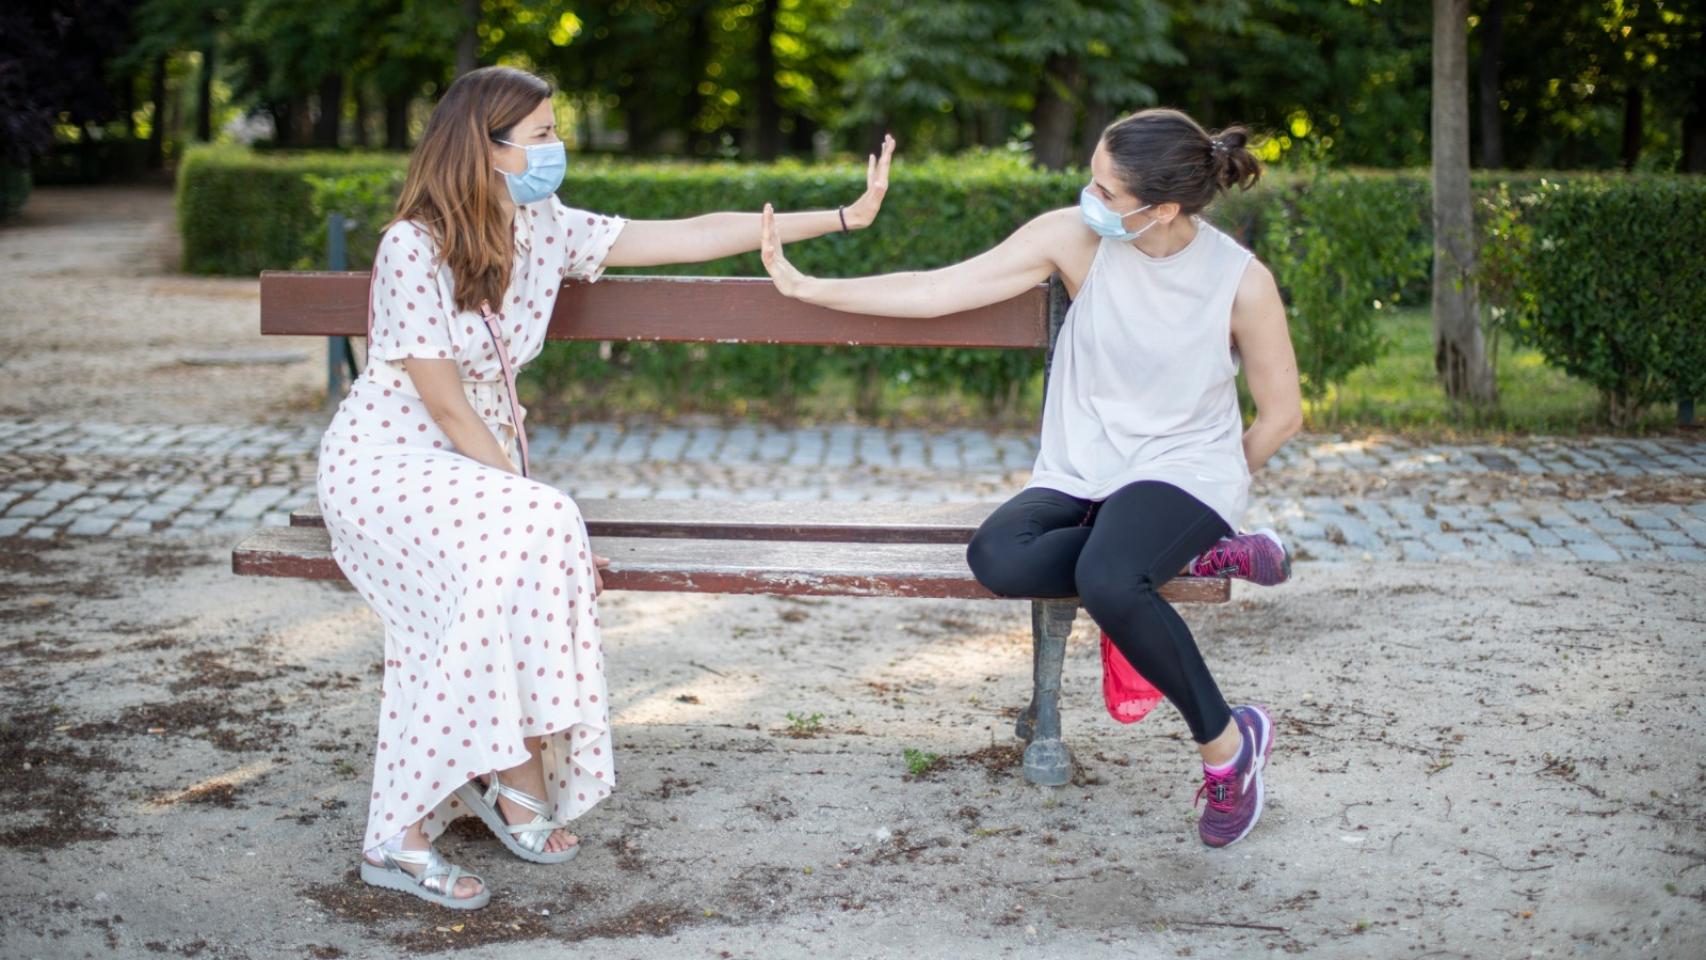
[1513, 177, 1706, 425]
[175, 146, 406, 276]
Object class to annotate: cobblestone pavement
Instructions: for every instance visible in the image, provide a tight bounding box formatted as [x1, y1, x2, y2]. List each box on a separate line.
[2, 416, 1703, 563]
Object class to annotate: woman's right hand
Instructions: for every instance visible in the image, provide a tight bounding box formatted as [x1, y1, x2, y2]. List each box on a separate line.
[760, 202, 810, 299]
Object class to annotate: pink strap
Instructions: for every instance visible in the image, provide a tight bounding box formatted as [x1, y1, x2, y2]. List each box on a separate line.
[478, 301, 530, 478]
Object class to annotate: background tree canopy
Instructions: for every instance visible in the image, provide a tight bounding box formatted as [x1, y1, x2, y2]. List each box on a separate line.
[4, 0, 1704, 175]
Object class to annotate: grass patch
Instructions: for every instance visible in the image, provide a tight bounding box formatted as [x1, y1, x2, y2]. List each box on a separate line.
[1291, 308, 1679, 435]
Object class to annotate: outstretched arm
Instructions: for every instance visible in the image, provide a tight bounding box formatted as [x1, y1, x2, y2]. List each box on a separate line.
[604, 136, 895, 268]
[1231, 260, 1303, 471]
[761, 204, 1074, 318]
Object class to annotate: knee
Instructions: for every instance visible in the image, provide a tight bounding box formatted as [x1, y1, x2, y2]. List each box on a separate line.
[966, 531, 1028, 598]
[1073, 555, 1156, 622]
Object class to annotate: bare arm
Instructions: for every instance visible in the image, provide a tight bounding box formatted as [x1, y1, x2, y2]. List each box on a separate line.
[760, 204, 1075, 318]
[402, 358, 520, 475]
[1231, 260, 1303, 471]
[605, 136, 895, 268]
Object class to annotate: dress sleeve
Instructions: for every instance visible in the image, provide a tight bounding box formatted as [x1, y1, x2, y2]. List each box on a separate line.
[367, 222, 458, 362]
[547, 195, 627, 283]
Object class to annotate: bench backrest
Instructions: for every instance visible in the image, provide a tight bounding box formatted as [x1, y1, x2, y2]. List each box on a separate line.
[260, 272, 1055, 350]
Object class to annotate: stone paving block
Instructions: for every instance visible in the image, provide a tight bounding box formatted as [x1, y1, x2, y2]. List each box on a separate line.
[0, 518, 30, 537]
[66, 516, 117, 537]
[1566, 540, 1621, 562]
[1647, 529, 1694, 547]
[1396, 539, 1437, 561]
[1524, 526, 1564, 548]
[114, 520, 153, 536]
[130, 502, 178, 522]
[1423, 532, 1469, 554]
[1659, 544, 1706, 562]
[787, 431, 826, 467]
[7, 499, 61, 519]
[1489, 531, 1535, 556]
[24, 525, 61, 540]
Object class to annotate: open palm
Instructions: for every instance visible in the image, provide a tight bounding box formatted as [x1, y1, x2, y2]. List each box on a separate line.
[841, 134, 897, 229]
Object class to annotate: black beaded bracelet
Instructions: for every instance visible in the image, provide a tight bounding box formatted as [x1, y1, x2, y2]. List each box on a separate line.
[838, 206, 849, 233]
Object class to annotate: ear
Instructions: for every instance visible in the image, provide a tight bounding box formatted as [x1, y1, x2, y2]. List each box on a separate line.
[1153, 201, 1184, 225]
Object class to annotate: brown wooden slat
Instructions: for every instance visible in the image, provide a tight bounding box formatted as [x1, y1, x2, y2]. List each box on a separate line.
[260, 273, 1048, 349]
[290, 500, 1001, 543]
[232, 525, 1230, 603]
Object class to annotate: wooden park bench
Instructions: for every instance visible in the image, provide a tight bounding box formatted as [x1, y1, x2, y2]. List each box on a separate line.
[231, 271, 1231, 786]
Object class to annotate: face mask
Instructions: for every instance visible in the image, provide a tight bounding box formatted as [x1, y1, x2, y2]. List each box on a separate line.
[494, 138, 566, 204]
[1079, 186, 1158, 242]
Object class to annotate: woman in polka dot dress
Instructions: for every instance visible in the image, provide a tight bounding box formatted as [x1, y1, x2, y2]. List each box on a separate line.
[324, 66, 896, 909]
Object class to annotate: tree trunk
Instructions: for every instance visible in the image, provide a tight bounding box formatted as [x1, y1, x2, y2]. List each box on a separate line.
[384, 91, 410, 150]
[1080, 99, 1113, 164]
[314, 73, 344, 148]
[753, 0, 781, 160]
[1475, 0, 1504, 168]
[1431, 0, 1497, 406]
[146, 55, 167, 169]
[195, 43, 215, 142]
[455, 0, 481, 77]
[1621, 84, 1643, 171]
[1030, 55, 1080, 171]
[351, 79, 371, 148]
[1685, 69, 1706, 173]
[287, 94, 311, 147]
[685, 2, 713, 156]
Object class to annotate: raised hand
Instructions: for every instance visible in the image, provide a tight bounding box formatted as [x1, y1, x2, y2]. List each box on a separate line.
[761, 202, 809, 298]
[840, 134, 896, 230]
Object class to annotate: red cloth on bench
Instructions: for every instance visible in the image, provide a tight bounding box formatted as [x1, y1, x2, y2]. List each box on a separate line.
[1100, 631, 1163, 724]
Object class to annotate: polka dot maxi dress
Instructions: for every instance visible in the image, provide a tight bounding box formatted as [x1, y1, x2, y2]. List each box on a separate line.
[316, 196, 625, 857]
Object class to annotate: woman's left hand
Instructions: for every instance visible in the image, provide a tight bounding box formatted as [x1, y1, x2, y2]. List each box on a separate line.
[839, 134, 896, 230]
[593, 552, 610, 596]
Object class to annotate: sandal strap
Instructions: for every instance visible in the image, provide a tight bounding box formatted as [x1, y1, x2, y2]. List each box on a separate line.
[480, 776, 553, 820]
[377, 845, 482, 896]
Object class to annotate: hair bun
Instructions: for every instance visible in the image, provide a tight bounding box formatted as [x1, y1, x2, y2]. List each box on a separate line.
[1208, 125, 1260, 192]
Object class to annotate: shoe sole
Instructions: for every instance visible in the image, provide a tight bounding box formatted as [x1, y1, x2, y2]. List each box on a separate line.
[1250, 529, 1292, 587]
[360, 860, 491, 910]
[453, 781, 582, 865]
[1203, 705, 1274, 849]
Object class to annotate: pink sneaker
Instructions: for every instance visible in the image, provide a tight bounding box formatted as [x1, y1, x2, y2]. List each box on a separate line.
[1187, 529, 1290, 586]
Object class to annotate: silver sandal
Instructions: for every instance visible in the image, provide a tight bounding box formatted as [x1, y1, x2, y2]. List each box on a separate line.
[453, 776, 581, 865]
[359, 845, 491, 910]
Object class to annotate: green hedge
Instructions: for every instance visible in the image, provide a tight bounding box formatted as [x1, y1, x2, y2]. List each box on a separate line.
[1500, 177, 1706, 425]
[175, 147, 407, 277]
[177, 146, 1703, 421]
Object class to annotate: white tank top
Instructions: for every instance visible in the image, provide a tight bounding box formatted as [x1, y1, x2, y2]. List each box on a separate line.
[1026, 220, 1254, 529]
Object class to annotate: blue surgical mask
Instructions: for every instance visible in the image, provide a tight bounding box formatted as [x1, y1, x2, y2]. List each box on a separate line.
[494, 138, 566, 204]
[1079, 186, 1157, 242]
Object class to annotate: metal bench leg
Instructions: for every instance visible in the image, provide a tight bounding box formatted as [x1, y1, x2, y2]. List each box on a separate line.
[1014, 619, 1041, 742]
[1021, 598, 1076, 786]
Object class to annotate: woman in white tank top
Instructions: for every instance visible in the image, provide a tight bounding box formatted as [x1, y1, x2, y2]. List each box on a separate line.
[760, 108, 1303, 849]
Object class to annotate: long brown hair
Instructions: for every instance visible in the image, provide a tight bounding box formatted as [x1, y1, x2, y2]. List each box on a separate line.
[391, 66, 552, 313]
[1101, 108, 1261, 215]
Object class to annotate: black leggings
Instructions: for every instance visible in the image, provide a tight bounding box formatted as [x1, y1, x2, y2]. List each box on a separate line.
[966, 481, 1234, 743]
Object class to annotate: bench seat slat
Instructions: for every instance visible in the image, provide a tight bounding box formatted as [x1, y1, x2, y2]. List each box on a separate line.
[232, 525, 1230, 603]
[261, 273, 1049, 349]
[290, 500, 1000, 544]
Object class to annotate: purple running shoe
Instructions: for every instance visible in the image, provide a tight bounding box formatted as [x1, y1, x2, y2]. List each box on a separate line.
[1196, 704, 1275, 848]
[1187, 529, 1291, 586]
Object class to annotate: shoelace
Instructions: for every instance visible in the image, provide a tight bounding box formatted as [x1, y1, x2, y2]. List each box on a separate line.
[1195, 766, 1239, 813]
[1192, 540, 1249, 578]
